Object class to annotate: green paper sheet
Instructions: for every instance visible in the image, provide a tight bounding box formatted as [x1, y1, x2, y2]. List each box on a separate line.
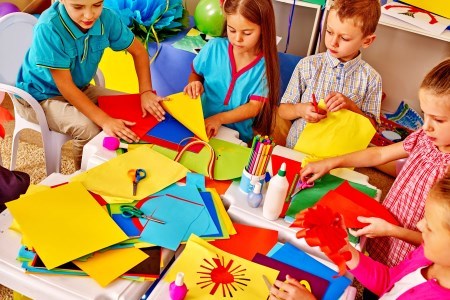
[285, 174, 377, 219]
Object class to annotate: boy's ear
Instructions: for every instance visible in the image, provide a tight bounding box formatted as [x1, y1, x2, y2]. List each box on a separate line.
[361, 34, 376, 49]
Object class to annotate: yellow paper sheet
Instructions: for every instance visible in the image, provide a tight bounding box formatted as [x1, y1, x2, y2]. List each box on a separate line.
[6, 182, 128, 269]
[162, 92, 209, 142]
[97, 48, 138, 93]
[71, 145, 188, 199]
[207, 188, 236, 235]
[294, 100, 376, 158]
[164, 235, 278, 299]
[74, 247, 148, 287]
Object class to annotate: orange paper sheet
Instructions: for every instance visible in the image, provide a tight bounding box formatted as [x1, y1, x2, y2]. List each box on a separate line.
[6, 182, 128, 269]
[74, 247, 148, 287]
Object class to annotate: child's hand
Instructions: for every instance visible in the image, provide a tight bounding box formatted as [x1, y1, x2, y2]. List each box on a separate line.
[324, 92, 353, 112]
[300, 160, 333, 183]
[269, 275, 317, 300]
[205, 115, 222, 138]
[102, 117, 139, 143]
[351, 216, 396, 238]
[140, 91, 166, 121]
[183, 81, 204, 99]
[303, 103, 327, 123]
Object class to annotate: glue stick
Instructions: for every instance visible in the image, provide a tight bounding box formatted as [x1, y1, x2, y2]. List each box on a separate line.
[169, 272, 188, 300]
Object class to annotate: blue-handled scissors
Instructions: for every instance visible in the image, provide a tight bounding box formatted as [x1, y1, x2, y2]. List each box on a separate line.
[120, 205, 165, 224]
[128, 168, 146, 196]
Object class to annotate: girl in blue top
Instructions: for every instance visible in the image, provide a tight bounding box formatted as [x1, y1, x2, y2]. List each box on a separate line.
[183, 0, 280, 143]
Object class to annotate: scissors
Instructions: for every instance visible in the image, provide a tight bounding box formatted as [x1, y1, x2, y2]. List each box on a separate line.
[120, 205, 165, 224]
[128, 168, 146, 196]
[291, 180, 315, 198]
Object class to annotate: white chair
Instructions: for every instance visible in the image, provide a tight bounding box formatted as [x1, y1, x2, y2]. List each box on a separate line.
[0, 12, 104, 175]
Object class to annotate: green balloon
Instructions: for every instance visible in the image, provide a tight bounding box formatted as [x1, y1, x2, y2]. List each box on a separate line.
[194, 0, 225, 37]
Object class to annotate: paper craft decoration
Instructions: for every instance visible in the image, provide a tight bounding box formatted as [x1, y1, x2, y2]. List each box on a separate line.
[172, 28, 209, 54]
[291, 205, 351, 277]
[270, 243, 351, 300]
[161, 92, 209, 142]
[98, 48, 138, 93]
[252, 253, 329, 299]
[0, 106, 14, 138]
[400, 0, 450, 19]
[164, 234, 279, 299]
[6, 182, 128, 269]
[152, 138, 251, 180]
[73, 247, 149, 287]
[382, 3, 450, 33]
[71, 145, 188, 199]
[285, 174, 377, 220]
[294, 99, 376, 158]
[316, 181, 399, 228]
[98, 94, 159, 138]
[210, 223, 278, 260]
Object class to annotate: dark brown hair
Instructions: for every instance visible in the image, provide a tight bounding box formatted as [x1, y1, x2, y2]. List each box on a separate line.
[222, 0, 280, 136]
[331, 0, 381, 37]
[420, 58, 450, 96]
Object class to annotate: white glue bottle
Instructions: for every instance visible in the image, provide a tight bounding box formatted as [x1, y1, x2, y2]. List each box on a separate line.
[263, 162, 289, 220]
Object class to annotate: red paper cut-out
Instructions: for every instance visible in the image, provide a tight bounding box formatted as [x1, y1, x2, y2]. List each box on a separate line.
[291, 205, 351, 276]
[197, 255, 250, 297]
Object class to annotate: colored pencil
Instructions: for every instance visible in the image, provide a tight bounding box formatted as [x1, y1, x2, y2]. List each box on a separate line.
[285, 173, 300, 202]
[312, 93, 318, 113]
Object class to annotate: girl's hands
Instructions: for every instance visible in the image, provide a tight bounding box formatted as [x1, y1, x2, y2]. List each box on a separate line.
[302, 103, 327, 123]
[205, 114, 222, 138]
[300, 159, 334, 183]
[269, 275, 316, 300]
[350, 217, 396, 238]
[102, 117, 139, 143]
[140, 91, 167, 121]
[324, 92, 353, 112]
[183, 81, 204, 99]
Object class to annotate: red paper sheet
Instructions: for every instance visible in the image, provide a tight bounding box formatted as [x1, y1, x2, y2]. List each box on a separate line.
[209, 223, 278, 260]
[317, 182, 399, 228]
[98, 94, 159, 138]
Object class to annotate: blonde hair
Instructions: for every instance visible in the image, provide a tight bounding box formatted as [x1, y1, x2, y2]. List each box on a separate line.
[420, 58, 450, 96]
[331, 0, 381, 37]
[428, 170, 450, 230]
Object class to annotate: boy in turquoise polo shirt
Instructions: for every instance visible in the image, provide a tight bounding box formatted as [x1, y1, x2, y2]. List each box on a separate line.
[16, 0, 166, 169]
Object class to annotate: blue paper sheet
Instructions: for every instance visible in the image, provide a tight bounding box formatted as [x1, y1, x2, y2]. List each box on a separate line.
[270, 243, 351, 300]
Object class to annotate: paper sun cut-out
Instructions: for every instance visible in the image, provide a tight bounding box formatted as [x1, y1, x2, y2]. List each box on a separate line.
[291, 205, 351, 277]
[197, 255, 251, 297]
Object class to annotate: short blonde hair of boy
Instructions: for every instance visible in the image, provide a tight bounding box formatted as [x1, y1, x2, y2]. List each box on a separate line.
[331, 0, 381, 37]
[420, 58, 450, 96]
[428, 170, 450, 230]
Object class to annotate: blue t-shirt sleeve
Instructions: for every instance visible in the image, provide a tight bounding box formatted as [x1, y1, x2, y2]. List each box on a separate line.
[33, 24, 71, 69]
[103, 8, 134, 51]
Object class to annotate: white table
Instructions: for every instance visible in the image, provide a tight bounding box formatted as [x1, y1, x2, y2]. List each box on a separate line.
[0, 173, 174, 300]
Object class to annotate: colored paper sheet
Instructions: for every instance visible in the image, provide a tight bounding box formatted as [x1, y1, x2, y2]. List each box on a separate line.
[71, 145, 188, 199]
[98, 94, 159, 138]
[271, 155, 302, 185]
[294, 100, 376, 158]
[270, 243, 351, 300]
[317, 182, 399, 228]
[210, 223, 278, 260]
[73, 247, 148, 287]
[6, 182, 128, 270]
[164, 234, 279, 299]
[206, 188, 236, 235]
[112, 214, 141, 238]
[161, 92, 209, 141]
[252, 253, 329, 299]
[98, 48, 138, 93]
[142, 112, 203, 153]
[285, 174, 377, 220]
[137, 184, 215, 251]
[199, 191, 226, 239]
[152, 138, 251, 180]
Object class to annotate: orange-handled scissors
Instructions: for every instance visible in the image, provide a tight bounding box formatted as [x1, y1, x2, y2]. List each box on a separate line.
[128, 168, 146, 196]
